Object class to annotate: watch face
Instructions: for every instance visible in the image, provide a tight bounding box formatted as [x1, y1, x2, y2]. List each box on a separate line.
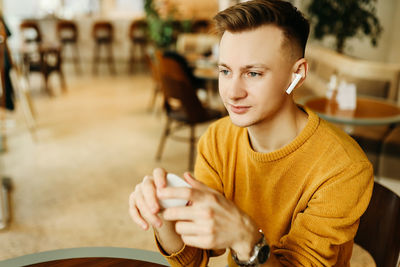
[257, 245, 270, 264]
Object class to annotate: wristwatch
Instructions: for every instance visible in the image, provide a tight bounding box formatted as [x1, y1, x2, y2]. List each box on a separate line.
[231, 229, 270, 267]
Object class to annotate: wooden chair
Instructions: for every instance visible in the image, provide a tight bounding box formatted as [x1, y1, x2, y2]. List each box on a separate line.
[57, 20, 81, 74]
[378, 125, 400, 179]
[22, 44, 66, 96]
[92, 21, 115, 75]
[145, 53, 162, 112]
[155, 50, 221, 170]
[171, 20, 183, 46]
[20, 21, 66, 95]
[354, 182, 400, 267]
[191, 19, 212, 33]
[128, 19, 148, 73]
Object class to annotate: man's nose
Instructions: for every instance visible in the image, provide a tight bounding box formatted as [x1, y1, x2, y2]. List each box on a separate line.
[227, 76, 247, 100]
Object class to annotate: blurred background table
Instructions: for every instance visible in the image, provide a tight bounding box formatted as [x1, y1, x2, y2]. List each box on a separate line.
[302, 96, 400, 126]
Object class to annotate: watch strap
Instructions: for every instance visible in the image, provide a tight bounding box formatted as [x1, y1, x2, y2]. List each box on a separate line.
[231, 229, 269, 266]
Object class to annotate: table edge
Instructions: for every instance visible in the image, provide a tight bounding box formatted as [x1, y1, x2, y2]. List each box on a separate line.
[0, 247, 169, 267]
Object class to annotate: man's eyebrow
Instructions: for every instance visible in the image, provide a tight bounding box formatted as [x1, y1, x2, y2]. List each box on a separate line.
[218, 63, 230, 68]
[242, 64, 269, 70]
[218, 63, 269, 70]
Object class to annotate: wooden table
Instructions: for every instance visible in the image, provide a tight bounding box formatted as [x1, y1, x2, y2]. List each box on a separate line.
[25, 257, 166, 267]
[0, 247, 169, 267]
[302, 96, 400, 126]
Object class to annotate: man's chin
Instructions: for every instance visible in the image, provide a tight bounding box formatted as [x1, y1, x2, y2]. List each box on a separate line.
[228, 114, 255, 128]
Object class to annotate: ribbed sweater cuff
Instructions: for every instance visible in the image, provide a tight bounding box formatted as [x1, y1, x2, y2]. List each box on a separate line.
[155, 234, 199, 265]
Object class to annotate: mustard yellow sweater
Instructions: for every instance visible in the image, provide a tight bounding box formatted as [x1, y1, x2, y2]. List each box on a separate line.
[160, 107, 374, 266]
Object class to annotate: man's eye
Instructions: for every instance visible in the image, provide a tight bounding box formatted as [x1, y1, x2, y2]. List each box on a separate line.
[248, 72, 260, 77]
[219, 69, 230, 75]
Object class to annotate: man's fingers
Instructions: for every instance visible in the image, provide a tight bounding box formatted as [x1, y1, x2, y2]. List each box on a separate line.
[128, 191, 149, 230]
[135, 190, 163, 228]
[142, 176, 160, 214]
[153, 168, 167, 189]
[157, 186, 194, 202]
[129, 203, 149, 230]
[162, 205, 214, 221]
[158, 186, 218, 205]
[175, 220, 213, 236]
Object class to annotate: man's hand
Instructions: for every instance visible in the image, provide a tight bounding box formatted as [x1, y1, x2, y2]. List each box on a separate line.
[128, 168, 184, 254]
[128, 168, 167, 230]
[158, 172, 261, 260]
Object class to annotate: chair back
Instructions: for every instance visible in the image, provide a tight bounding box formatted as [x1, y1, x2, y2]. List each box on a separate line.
[20, 20, 42, 44]
[156, 51, 210, 123]
[57, 20, 78, 43]
[191, 19, 212, 33]
[354, 182, 400, 267]
[92, 21, 113, 42]
[129, 19, 148, 43]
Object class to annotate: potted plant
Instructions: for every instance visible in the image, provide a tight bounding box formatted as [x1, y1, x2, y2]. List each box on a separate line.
[144, 0, 190, 49]
[307, 0, 383, 53]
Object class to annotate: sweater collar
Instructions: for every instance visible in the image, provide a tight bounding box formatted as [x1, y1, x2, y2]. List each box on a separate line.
[245, 106, 320, 162]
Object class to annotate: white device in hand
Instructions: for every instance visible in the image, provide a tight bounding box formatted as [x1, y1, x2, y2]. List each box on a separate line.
[286, 73, 302, 95]
[159, 173, 192, 209]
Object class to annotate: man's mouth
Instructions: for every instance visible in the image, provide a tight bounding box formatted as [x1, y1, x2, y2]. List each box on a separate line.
[228, 104, 251, 114]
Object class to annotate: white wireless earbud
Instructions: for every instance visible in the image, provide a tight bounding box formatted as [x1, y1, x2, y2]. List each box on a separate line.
[286, 73, 302, 95]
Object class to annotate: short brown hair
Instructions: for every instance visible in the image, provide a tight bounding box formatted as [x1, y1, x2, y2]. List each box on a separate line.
[213, 0, 309, 57]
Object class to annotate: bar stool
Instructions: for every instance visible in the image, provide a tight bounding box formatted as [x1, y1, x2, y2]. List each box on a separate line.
[20, 20, 42, 45]
[92, 21, 115, 75]
[57, 20, 81, 74]
[128, 19, 148, 73]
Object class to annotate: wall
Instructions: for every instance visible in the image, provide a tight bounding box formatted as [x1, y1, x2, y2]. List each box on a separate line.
[387, 0, 400, 63]
[327, 0, 398, 63]
[298, 0, 400, 63]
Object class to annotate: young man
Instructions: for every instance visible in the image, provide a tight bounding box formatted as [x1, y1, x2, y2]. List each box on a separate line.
[129, 1, 374, 266]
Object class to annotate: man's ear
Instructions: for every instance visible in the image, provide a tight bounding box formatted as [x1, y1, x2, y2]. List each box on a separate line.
[293, 58, 308, 88]
[286, 58, 308, 95]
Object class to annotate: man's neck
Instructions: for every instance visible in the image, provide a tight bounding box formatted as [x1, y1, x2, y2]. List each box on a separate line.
[247, 103, 308, 153]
